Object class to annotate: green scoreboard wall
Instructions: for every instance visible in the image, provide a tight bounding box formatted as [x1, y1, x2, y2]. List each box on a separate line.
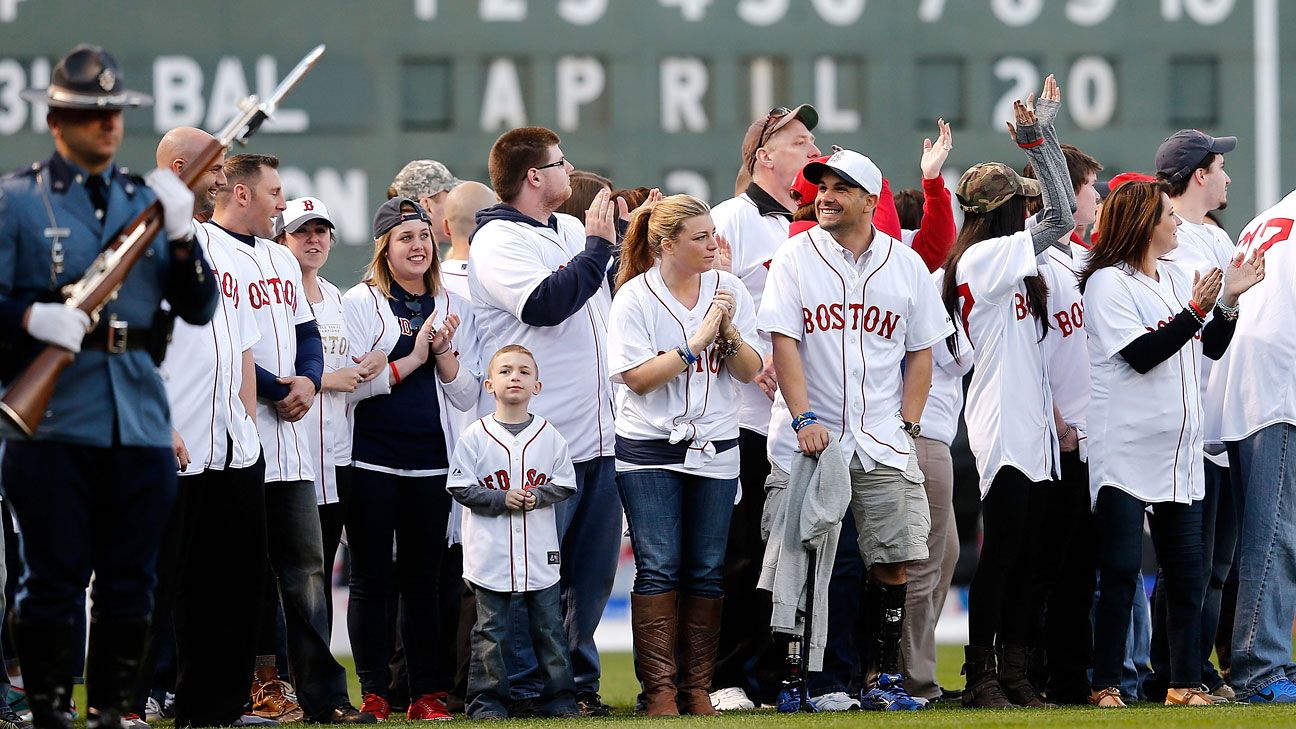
[0, 0, 1288, 279]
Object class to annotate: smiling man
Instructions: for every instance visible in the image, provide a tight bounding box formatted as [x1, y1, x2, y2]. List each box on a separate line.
[758, 149, 953, 712]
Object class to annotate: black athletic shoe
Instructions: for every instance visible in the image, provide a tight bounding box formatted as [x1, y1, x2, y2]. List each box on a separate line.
[508, 698, 539, 719]
[576, 692, 612, 717]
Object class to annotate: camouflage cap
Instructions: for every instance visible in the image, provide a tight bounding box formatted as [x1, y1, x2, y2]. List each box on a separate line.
[390, 159, 462, 198]
[955, 162, 1042, 213]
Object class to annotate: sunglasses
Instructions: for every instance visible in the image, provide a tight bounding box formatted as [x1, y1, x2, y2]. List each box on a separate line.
[402, 294, 433, 332]
[747, 107, 793, 174]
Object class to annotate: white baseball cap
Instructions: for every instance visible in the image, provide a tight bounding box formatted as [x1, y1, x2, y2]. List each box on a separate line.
[801, 149, 883, 195]
[274, 197, 335, 238]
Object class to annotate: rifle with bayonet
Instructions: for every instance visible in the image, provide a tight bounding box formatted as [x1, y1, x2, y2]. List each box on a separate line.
[0, 44, 326, 438]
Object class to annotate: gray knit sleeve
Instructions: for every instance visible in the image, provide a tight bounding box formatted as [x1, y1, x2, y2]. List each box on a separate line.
[447, 483, 509, 516]
[1018, 109, 1076, 255]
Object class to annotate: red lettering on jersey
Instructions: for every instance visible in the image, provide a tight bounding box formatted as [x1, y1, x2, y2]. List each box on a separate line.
[1071, 301, 1084, 329]
[815, 304, 832, 332]
[1239, 217, 1294, 254]
[862, 305, 880, 332]
[248, 281, 267, 309]
[218, 271, 239, 307]
[848, 302, 865, 329]
[525, 469, 550, 489]
[399, 318, 414, 336]
[1013, 292, 1030, 321]
[266, 278, 283, 303]
[284, 281, 296, 310]
[876, 310, 900, 340]
[828, 303, 845, 330]
[1053, 310, 1074, 337]
[762, 259, 772, 269]
[301, 199, 314, 211]
[495, 469, 512, 490]
[798, 303, 902, 338]
[802, 307, 814, 334]
[956, 283, 975, 337]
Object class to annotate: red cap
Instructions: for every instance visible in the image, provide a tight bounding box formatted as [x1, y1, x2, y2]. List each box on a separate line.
[1104, 172, 1156, 197]
[790, 155, 830, 206]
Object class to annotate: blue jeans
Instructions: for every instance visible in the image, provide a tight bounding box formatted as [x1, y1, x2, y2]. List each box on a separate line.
[468, 584, 576, 719]
[1227, 423, 1296, 696]
[617, 469, 737, 597]
[264, 480, 350, 716]
[509, 456, 620, 697]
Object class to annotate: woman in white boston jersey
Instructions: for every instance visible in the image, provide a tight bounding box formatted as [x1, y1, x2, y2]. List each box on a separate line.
[940, 77, 1074, 709]
[1079, 181, 1262, 707]
[275, 197, 387, 621]
[607, 195, 763, 716]
[342, 198, 481, 721]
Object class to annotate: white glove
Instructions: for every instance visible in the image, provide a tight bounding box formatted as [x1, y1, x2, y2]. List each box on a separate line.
[25, 303, 91, 352]
[145, 168, 196, 242]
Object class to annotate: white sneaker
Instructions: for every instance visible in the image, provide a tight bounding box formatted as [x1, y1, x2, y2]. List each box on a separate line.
[710, 687, 756, 711]
[808, 692, 860, 711]
[121, 714, 151, 729]
[144, 697, 163, 722]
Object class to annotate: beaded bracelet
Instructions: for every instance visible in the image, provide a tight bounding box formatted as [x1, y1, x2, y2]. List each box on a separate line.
[1217, 300, 1240, 321]
[1184, 304, 1206, 326]
[716, 336, 742, 359]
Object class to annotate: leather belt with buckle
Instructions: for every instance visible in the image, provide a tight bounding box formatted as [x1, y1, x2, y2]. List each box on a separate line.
[83, 316, 153, 353]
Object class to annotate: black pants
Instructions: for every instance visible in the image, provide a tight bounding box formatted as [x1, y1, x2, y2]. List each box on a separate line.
[435, 543, 470, 701]
[1031, 452, 1095, 698]
[1147, 460, 1235, 697]
[1092, 487, 1204, 690]
[966, 467, 1048, 648]
[346, 469, 450, 698]
[711, 428, 779, 701]
[172, 460, 269, 727]
[318, 464, 352, 627]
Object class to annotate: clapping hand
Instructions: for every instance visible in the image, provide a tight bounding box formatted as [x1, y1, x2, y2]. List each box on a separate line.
[1222, 249, 1266, 305]
[585, 188, 617, 244]
[713, 233, 733, 272]
[1191, 267, 1224, 311]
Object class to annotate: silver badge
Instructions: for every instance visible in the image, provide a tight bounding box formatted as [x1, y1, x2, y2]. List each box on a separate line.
[98, 69, 116, 91]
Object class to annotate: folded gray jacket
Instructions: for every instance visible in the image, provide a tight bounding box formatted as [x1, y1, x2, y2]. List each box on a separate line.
[757, 440, 851, 671]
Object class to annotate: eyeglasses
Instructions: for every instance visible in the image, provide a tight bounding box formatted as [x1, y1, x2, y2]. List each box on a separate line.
[747, 107, 793, 174]
[534, 157, 567, 171]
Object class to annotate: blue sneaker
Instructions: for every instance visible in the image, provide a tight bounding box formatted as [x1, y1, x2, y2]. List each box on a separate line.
[776, 684, 809, 713]
[861, 673, 927, 711]
[1246, 678, 1296, 703]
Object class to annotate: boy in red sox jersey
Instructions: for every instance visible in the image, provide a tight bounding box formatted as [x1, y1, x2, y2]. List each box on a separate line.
[447, 345, 578, 720]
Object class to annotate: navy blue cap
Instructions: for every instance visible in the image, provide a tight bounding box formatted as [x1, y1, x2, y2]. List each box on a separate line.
[1155, 130, 1236, 183]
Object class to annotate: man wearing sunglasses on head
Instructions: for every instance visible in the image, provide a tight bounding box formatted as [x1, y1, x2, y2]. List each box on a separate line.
[708, 104, 820, 711]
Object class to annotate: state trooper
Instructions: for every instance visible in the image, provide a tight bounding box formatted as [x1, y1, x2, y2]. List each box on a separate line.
[0, 45, 217, 729]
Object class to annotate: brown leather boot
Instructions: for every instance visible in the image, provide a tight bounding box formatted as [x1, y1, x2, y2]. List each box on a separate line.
[677, 594, 722, 716]
[961, 645, 1018, 708]
[631, 592, 679, 717]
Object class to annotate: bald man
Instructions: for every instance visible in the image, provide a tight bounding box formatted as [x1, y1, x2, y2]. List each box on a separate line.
[439, 181, 498, 300]
[140, 130, 273, 728]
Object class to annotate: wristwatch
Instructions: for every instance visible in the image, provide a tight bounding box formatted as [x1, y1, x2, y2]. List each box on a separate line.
[902, 420, 921, 439]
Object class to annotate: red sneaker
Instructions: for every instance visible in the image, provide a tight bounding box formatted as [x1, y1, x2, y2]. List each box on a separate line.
[407, 693, 452, 721]
[360, 693, 391, 722]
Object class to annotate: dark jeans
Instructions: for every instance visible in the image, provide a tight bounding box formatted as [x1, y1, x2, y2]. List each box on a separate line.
[171, 461, 268, 727]
[712, 429, 779, 700]
[1092, 487, 1204, 690]
[468, 584, 575, 720]
[509, 457, 620, 698]
[618, 469, 737, 597]
[435, 544, 472, 705]
[1, 441, 175, 623]
[265, 479, 350, 716]
[345, 468, 449, 698]
[966, 467, 1047, 647]
[1148, 460, 1236, 695]
[1034, 451, 1095, 698]
[808, 511, 868, 695]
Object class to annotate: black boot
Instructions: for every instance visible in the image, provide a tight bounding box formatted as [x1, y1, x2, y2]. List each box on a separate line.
[996, 644, 1053, 707]
[961, 645, 1017, 709]
[84, 618, 151, 729]
[12, 617, 75, 729]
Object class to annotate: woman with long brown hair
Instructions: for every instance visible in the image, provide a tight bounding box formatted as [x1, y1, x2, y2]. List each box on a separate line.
[942, 76, 1074, 708]
[1080, 180, 1262, 707]
[606, 194, 762, 716]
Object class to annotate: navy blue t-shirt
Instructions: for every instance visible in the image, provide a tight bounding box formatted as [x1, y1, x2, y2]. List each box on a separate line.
[352, 284, 447, 470]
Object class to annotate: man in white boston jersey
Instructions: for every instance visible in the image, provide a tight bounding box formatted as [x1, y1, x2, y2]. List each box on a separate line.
[209, 155, 373, 724]
[760, 150, 953, 711]
[439, 181, 497, 300]
[1205, 187, 1296, 703]
[144, 128, 268, 729]
[468, 127, 620, 717]
[708, 104, 820, 710]
[1150, 130, 1239, 701]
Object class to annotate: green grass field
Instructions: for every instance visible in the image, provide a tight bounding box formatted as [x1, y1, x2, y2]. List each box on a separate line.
[321, 647, 1296, 728]
[67, 646, 1296, 727]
